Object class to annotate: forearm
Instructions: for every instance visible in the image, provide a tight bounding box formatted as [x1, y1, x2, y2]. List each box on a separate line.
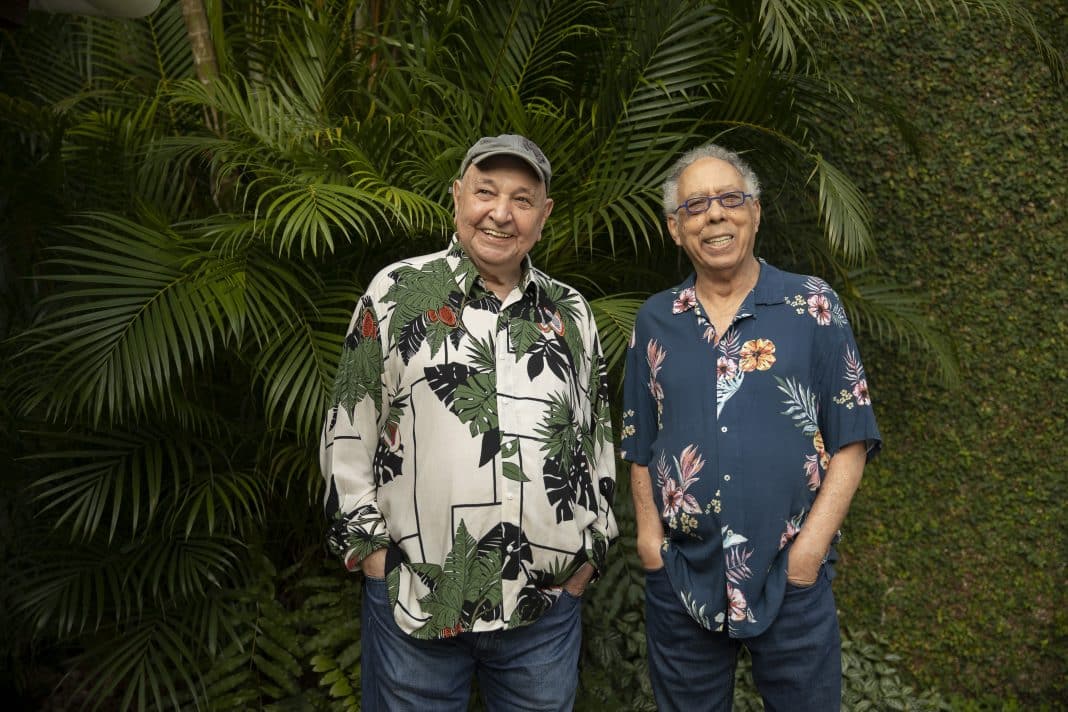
[789, 440, 866, 581]
[630, 463, 665, 569]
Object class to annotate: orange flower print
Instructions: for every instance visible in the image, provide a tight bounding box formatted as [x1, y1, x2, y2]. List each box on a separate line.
[739, 338, 776, 372]
[437, 305, 458, 327]
[360, 309, 378, 339]
[440, 623, 464, 638]
[813, 431, 830, 470]
[426, 308, 439, 323]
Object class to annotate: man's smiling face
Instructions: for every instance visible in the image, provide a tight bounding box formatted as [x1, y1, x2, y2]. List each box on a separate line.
[667, 157, 761, 280]
[452, 155, 553, 287]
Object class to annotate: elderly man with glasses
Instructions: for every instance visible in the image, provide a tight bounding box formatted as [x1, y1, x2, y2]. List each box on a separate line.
[620, 144, 882, 711]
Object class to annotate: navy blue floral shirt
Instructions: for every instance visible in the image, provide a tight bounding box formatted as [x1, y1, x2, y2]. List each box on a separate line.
[621, 261, 881, 638]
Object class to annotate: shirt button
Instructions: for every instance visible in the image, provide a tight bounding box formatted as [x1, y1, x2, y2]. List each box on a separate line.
[723, 474, 731, 481]
[506, 493, 515, 500]
[720, 426, 728, 433]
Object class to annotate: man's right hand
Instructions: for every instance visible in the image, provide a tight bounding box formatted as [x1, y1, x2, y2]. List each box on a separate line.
[636, 534, 665, 571]
[361, 549, 387, 579]
[631, 463, 666, 571]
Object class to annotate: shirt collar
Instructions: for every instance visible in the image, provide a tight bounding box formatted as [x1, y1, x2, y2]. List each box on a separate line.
[446, 234, 539, 300]
[669, 259, 786, 316]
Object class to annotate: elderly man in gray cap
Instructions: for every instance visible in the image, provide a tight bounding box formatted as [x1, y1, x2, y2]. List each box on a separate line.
[321, 134, 618, 711]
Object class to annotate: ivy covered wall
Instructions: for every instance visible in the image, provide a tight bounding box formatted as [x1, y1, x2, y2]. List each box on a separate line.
[826, 1, 1066, 706]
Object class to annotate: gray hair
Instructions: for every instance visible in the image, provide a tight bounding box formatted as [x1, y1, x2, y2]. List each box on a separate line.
[661, 143, 762, 216]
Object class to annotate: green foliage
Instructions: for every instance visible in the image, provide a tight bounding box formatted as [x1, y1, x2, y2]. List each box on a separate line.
[1, 0, 1062, 709]
[824, 0, 1067, 706]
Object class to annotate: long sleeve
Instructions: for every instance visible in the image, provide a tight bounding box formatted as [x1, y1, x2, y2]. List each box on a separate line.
[320, 293, 390, 571]
[582, 321, 618, 571]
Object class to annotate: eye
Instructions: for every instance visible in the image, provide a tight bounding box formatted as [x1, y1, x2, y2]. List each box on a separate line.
[684, 196, 710, 215]
[720, 192, 745, 208]
[515, 196, 533, 207]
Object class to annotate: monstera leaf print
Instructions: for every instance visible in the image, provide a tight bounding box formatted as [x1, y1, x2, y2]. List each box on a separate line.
[538, 394, 597, 522]
[409, 520, 503, 639]
[424, 363, 501, 466]
[372, 439, 403, 485]
[478, 522, 533, 580]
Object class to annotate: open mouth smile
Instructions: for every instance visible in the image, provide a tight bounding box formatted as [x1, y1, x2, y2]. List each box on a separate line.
[702, 235, 733, 247]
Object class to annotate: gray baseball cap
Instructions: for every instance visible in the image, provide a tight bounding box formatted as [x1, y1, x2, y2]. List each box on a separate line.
[459, 134, 552, 190]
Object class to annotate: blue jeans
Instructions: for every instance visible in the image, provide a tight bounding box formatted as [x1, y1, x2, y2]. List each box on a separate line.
[360, 576, 582, 711]
[644, 566, 841, 712]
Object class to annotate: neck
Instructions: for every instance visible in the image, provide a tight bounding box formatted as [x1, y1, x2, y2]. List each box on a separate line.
[480, 269, 521, 300]
[694, 257, 760, 305]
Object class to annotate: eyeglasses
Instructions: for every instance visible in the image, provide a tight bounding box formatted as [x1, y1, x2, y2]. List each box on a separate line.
[675, 191, 753, 216]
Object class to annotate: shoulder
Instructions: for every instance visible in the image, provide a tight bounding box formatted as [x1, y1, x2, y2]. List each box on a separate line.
[531, 267, 594, 315]
[366, 246, 451, 293]
[774, 264, 836, 298]
[634, 283, 687, 326]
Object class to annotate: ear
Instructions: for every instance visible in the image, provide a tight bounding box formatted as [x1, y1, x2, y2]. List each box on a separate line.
[752, 198, 761, 232]
[666, 214, 682, 245]
[451, 179, 462, 215]
[538, 197, 554, 232]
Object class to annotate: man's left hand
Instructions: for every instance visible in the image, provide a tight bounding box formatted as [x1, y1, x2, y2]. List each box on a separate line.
[786, 542, 824, 587]
[562, 562, 595, 597]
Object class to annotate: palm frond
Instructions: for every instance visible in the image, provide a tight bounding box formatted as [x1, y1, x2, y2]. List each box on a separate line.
[590, 295, 644, 378]
[16, 214, 233, 422]
[839, 270, 961, 387]
[811, 154, 875, 262]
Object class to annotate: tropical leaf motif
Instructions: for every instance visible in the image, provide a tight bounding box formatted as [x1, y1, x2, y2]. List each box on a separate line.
[425, 364, 500, 464]
[424, 363, 478, 410]
[775, 375, 820, 435]
[717, 372, 744, 417]
[477, 522, 533, 581]
[410, 520, 503, 639]
[453, 373, 499, 437]
[508, 315, 546, 361]
[725, 542, 754, 585]
[385, 261, 464, 361]
[524, 337, 572, 381]
[397, 312, 430, 364]
[372, 439, 404, 486]
[508, 584, 555, 627]
[543, 444, 595, 524]
[333, 331, 382, 421]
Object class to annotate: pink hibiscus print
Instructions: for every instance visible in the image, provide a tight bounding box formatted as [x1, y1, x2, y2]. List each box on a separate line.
[716, 356, 738, 380]
[673, 287, 697, 314]
[807, 294, 832, 325]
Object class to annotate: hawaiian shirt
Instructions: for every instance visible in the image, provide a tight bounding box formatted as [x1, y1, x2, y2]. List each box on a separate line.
[620, 261, 881, 638]
[321, 236, 617, 639]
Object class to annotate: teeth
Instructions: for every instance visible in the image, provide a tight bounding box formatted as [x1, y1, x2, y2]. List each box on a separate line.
[483, 229, 511, 238]
[704, 236, 732, 246]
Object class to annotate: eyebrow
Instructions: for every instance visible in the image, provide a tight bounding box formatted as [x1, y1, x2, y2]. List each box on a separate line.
[470, 175, 537, 196]
[682, 187, 745, 198]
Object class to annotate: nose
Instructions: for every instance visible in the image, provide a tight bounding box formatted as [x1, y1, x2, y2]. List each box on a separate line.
[705, 199, 728, 221]
[488, 196, 511, 223]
